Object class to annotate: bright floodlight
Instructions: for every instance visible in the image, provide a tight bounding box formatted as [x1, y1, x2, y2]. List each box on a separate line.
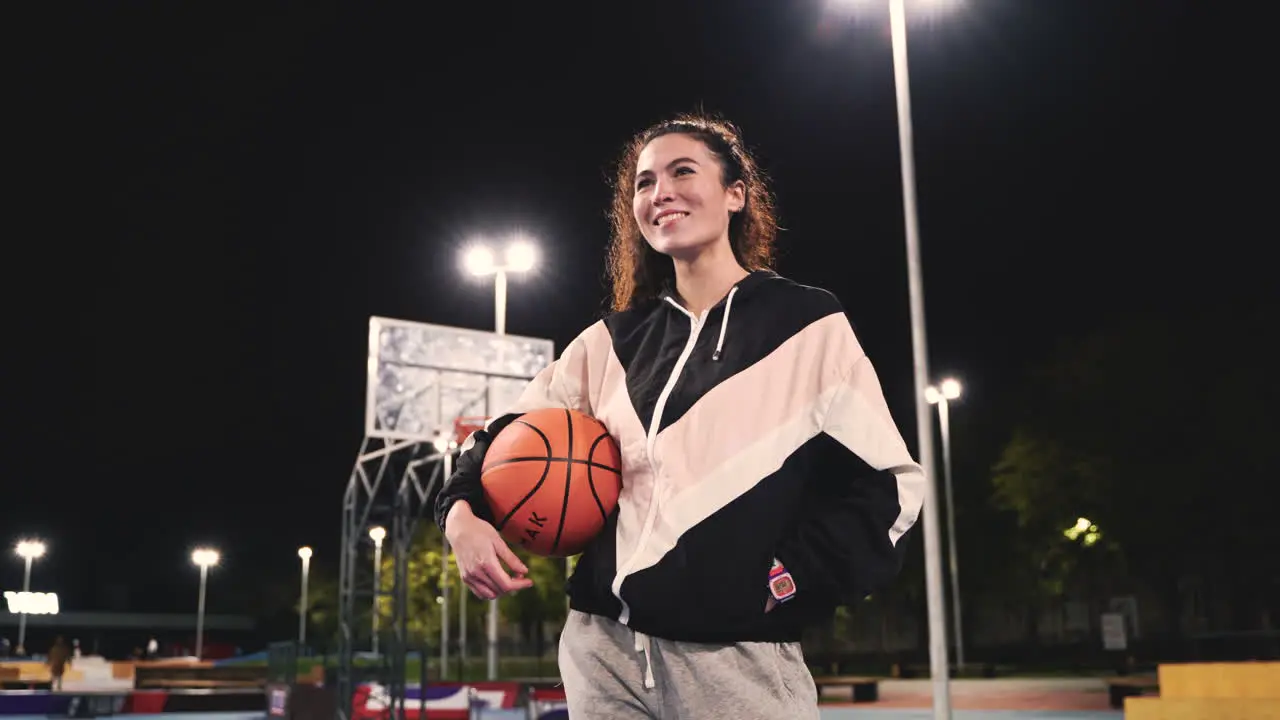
[15, 540, 46, 560]
[191, 548, 220, 567]
[463, 245, 497, 276]
[298, 546, 313, 561]
[369, 526, 386, 544]
[505, 240, 537, 273]
[828, 0, 962, 23]
[926, 378, 962, 404]
[830, 0, 962, 11]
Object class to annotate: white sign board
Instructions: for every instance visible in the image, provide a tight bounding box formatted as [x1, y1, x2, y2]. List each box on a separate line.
[4, 591, 60, 615]
[1100, 612, 1126, 651]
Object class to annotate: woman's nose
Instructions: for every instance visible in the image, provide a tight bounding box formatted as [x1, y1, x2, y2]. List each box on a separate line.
[651, 178, 675, 204]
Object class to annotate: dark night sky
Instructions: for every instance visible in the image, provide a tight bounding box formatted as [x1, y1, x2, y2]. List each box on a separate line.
[9, 1, 1268, 616]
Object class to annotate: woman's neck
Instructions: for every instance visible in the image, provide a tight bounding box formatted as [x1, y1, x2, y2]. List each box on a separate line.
[672, 239, 749, 317]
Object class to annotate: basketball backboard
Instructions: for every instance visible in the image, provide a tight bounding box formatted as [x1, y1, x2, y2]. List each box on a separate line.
[365, 316, 555, 444]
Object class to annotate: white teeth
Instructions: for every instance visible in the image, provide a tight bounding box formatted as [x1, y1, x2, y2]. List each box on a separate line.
[656, 212, 688, 227]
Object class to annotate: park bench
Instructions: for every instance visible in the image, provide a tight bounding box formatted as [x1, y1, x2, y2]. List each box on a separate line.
[812, 675, 881, 702]
[1105, 675, 1158, 708]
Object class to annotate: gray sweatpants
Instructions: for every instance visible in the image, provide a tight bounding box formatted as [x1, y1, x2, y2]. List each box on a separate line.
[558, 610, 819, 719]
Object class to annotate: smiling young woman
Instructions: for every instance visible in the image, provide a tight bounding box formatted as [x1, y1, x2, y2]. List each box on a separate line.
[436, 112, 924, 719]
[607, 113, 777, 317]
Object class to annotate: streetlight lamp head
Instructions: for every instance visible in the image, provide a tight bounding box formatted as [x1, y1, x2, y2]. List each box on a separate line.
[505, 239, 537, 273]
[940, 378, 962, 400]
[829, 0, 962, 10]
[463, 245, 497, 276]
[827, 0, 962, 24]
[368, 526, 386, 544]
[924, 386, 941, 405]
[191, 548, 220, 568]
[919, 0, 963, 11]
[15, 540, 46, 560]
[297, 546, 313, 561]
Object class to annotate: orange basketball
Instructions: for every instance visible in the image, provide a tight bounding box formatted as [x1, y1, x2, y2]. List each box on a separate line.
[481, 408, 622, 558]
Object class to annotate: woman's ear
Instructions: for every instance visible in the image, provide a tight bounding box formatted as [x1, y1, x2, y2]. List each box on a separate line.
[727, 180, 746, 213]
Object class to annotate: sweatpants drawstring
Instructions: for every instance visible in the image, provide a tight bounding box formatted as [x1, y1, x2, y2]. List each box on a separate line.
[633, 630, 656, 689]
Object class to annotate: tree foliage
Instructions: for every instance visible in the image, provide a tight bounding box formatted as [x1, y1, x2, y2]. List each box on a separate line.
[987, 306, 1279, 626]
[373, 522, 569, 651]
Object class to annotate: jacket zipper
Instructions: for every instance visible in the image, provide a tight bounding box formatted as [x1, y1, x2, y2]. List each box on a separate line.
[612, 300, 706, 625]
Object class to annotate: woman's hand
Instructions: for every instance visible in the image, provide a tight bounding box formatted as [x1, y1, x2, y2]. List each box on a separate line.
[444, 501, 534, 600]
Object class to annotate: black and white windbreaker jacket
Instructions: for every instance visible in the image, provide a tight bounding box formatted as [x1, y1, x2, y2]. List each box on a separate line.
[435, 270, 924, 644]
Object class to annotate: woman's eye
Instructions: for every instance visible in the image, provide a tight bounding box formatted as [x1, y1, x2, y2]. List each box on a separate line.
[635, 178, 652, 191]
[674, 166, 694, 176]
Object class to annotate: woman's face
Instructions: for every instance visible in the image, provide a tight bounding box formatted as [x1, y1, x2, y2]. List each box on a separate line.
[632, 133, 744, 260]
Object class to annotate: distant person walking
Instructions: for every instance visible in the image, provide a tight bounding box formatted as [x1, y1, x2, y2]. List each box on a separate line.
[48, 636, 72, 691]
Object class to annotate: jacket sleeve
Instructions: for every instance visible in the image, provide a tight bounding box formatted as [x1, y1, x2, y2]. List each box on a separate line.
[433, 327, 597, 533]
[774, 336, 926, 607]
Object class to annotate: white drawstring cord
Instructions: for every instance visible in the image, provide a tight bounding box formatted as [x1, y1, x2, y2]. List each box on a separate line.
[634, 283, 747, 686]
[711, 285, 738, 361]
[633, 630, 656, 689]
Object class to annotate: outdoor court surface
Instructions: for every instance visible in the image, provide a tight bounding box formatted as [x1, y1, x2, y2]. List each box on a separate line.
[822, 708, 1118, 718]
[0, 702, 1121, 712]
[0, 680, 1123, 720]
[808, 677, 1121, 718]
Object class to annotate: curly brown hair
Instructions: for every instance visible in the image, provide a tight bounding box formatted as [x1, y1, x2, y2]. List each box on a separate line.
[606, 112, 778, 312]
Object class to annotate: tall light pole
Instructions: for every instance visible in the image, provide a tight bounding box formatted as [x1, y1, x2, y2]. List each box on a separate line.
[297, 546, 313, 648]
[14, 540, 46, 654]
[368, 526, 386, 655]
[889, 0, 952, 714]
[828, 0, 958, 714]
[927, 378, 965, 668]
[462, 235, 538, 680]
[191, 548, 219, 659]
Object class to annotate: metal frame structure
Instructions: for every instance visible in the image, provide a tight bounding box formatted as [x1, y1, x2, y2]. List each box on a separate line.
[335, 317, 554, 720]
[336, 436, 442, 720]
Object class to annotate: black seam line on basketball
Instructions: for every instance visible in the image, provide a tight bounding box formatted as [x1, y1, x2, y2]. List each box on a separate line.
[483, 456, 620, 473]
[586, 432, 610, 520]
[496, 421, 554, 532]
[553, 409, 574, 555]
